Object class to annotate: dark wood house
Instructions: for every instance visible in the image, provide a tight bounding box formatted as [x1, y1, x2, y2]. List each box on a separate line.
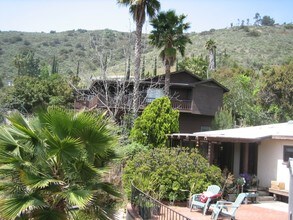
[74, 70, 229, 133]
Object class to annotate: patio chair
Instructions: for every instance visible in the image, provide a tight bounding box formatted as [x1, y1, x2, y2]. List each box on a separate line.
[211, 192, 247, 220]
[190, 185, 221, 215]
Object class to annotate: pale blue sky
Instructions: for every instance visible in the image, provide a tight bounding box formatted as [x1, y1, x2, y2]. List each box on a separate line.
[0, 0, 292, 33]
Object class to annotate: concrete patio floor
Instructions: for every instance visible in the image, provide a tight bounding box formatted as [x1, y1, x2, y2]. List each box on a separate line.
[170, 201, 288, 220]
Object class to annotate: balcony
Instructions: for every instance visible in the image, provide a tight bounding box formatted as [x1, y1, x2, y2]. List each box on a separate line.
[74, 95, 192, 112]
[171, 99, 192, 112]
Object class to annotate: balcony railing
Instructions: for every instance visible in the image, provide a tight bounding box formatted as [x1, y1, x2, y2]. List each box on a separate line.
[75, 95, 192, 112]
[171, 99, 192, 111]
[131, 183, 191, 220]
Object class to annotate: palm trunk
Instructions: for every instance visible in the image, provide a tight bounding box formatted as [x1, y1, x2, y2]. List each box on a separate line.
[209, 49, 215, 72]
[164, 63, 171, 96]
[133, 22, 143, 118]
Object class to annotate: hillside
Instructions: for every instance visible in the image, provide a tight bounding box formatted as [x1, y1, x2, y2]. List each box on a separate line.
[0, 25, 292, 84]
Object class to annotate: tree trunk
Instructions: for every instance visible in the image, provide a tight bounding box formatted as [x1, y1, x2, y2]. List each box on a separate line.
[133, 22, 143, 118]
[208, 50, 214, 71]
[208, 49, 216, 72]
[164, 63, 171, 96]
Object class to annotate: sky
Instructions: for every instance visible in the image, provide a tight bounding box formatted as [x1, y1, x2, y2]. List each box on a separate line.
[0, 0, 292, 33]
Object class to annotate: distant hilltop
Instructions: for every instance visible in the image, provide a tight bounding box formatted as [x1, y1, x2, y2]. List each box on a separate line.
[0, 24, 292, 82]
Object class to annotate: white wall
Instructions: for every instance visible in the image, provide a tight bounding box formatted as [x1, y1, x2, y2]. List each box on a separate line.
[257, 139, 293, 190]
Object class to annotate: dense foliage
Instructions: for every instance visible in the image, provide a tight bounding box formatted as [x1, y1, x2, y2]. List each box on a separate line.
[178, 55, 208, 78]
[130, 97, 179, 148]
[0, 107, 120, 219]
[210, 58, 293, 126]
[123, 147, 223, 201]
[0, 74, 74, 114]
[259, 60, 293, 122]
[211, 107, 234, 130]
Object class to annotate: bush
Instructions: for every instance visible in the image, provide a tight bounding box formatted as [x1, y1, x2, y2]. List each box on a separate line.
[130, 97, 179, 148]
[123, 147, 223, 201]
[284, 23, 293, 29]
[247, 30, 261, 37]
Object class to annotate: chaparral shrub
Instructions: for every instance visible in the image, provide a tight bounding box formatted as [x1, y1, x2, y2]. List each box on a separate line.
[123, 147, 223, 201]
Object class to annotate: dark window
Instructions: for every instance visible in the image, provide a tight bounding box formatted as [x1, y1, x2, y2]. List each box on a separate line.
[283, 146, 293, 162]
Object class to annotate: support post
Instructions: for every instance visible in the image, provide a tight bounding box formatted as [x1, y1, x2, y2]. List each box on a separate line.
[288, 158, 293, 220]
[207, 141, 213, 165]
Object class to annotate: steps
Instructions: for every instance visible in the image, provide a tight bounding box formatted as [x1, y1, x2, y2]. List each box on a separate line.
[257, 189, 274, 202]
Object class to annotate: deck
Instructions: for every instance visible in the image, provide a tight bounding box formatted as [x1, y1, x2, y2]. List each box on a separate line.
[127, 201, 288, 220]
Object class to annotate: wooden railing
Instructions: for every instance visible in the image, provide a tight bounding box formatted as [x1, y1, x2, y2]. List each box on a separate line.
[131, 183, 191, 220]
[171, 99, 192, 111]
[75, 96, 192, 112]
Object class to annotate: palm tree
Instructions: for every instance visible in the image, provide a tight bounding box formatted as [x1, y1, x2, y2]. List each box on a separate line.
[205, 39, 217, 74]
[0, 107, 120, 219]
[149, 10, 191, 95]
[117, 0, 160, 116]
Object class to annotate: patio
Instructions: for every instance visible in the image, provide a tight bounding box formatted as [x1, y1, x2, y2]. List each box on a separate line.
[169, 200, 288, 220]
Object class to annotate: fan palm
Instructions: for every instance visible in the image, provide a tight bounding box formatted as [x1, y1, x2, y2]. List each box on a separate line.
[117, 0, 160, 116]
[149, 10, 191, 95]
[0, 107, 120, 220]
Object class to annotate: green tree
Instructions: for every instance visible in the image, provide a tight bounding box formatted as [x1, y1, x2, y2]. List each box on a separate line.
[205, 39, 217, 74]
[118, 0, 160, 116]
[214, 66, 270, 126]
[211, 107, 234, 130]
[149, 10, 191, 95]
[130, 96, 179, 148]
[13, 50, 40, 77]
[253, 12, 261, 26]
[0, 74, 74, 113]
[178, 55, 208, 78]
[261, 15, 275, 26]
[0, 107, 120, 219]
[51, 55, 58, 74]
[259, 61, 293, 122]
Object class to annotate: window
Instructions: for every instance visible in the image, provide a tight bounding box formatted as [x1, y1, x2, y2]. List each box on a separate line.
[283, 145, 293, 162]
[146, 88, 164, 103]
[200, 126, 211, 132]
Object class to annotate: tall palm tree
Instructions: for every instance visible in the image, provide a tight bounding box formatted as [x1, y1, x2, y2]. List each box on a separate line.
[149, 10, 191, 95]
[117, 0, 160, 116]
[205, 39, 217, 74]
[0, 107, 120, 220]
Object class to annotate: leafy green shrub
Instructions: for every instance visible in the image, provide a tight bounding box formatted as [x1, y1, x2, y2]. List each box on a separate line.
[123, 147, 223, 201]
[42, 41, 49, 46]
[130, 97, 179, 148]
[247, 30, 261, 37]
[3, 36, 23, 44]
[284, 23, 293, 29]
[23, 40, 31, 46]
[211, 107, 234, 130]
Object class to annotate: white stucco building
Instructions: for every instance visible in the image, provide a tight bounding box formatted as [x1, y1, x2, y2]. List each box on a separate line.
[169, 121, 293, 192]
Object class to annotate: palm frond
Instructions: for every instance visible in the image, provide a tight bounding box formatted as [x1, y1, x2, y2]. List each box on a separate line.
[0, 127, 19, 149]
[0, 150, 20, 164]
[74, 161, 101, 183]
[0, 195, 46, 219]
[7, 111, 38, 140]
[94, 182, 122, 198]
[61, 189, 95, 209]
[31, 208, 67, 220]
[19, 170, 65, 190]
[45, 131, 84, 162]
